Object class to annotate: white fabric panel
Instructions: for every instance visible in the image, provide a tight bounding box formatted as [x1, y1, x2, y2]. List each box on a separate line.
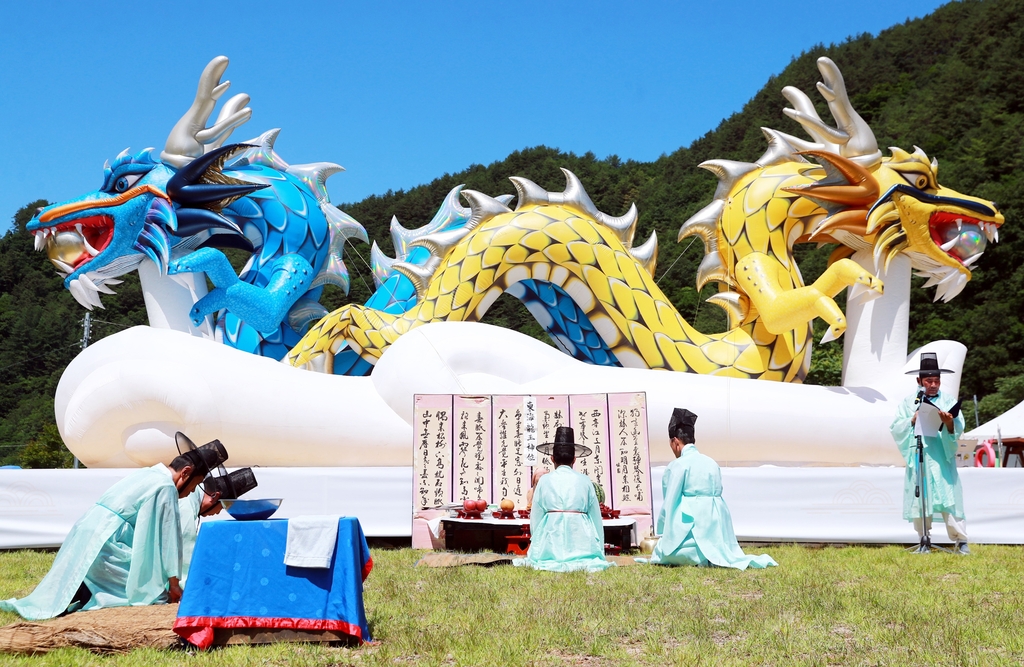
[3, 467, 1022, 549]
[0, 468, 412, 548]
[650, 467, 1024, 544]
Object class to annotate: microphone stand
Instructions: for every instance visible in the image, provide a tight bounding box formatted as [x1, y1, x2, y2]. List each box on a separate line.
[908, 396, 952, 554]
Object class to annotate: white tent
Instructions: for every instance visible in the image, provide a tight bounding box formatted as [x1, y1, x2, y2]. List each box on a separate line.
[963, 399, 1024, 440]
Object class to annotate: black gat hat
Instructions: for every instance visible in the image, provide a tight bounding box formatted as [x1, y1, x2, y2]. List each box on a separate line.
[905, 352, 953, 378]
[669, 408, 698, 444]
[536, 426, 593, 459]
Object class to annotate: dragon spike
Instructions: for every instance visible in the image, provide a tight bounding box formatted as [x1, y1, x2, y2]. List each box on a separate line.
[696, 252, 734, 291]
[387, 216, 414, 260]
[409, 227, 473, 259]
[287, 298, 329, 333]
[931, 157, 939, 173]
[323, 203, 367, 245]
[229, 128, 289, 172]
[911, 145, 929, 161]
[103, 159, 110, 171]
[495, 194, 515, 207]
[699, 160, 757, 201]
[510, 171, 638, 246]
[629, 230, 658, 275]
[460, 190, 513, 230]
[678, 199, 724, 246]
[707, 291, 749, 329]
[288, 162, 345, 203]
[596, 202, 639, 248]
[509, 176, 549, 210]
[394, 256, 442, 302]
[771, 130, 823, 154]
[888, 147, 912, 162]
[370, 241, 396, 288]
[309, 255, 351, 293]
[162, 56, 253, 168]
[116, 147, 131, 161]
[756, 128, 809, 168]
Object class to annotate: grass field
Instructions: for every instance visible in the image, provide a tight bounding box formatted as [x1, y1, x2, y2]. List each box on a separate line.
[2, 545, 1022, 666]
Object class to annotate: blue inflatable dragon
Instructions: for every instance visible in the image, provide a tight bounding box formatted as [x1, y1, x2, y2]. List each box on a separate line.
[27, 57, 367, 360]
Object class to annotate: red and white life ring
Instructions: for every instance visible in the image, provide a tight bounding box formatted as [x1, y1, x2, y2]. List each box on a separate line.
[974, 441, 996, 467]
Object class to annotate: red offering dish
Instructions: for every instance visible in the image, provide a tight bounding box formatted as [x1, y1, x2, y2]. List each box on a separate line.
[491, 509, 517, 520]
[599, 504, 620, 520]
[517, 509, 531, 519]
[457, 499, 485, 519]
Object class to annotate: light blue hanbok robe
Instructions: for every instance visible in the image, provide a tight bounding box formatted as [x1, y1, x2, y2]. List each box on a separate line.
[0, 464, 182, 620]
[513, 465, 612, 572]
[890, 389, 965, 520]
[651, 445, 776, 570]
[179, 488, 202, 587]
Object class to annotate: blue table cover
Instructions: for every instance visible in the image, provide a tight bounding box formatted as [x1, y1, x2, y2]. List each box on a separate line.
[174, 517, 372, 648]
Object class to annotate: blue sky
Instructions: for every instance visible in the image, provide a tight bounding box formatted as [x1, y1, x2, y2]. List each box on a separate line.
[0, 1, 949, 232]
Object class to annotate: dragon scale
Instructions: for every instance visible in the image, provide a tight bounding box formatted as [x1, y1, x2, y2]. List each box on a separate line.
[288, 191, 792, 379]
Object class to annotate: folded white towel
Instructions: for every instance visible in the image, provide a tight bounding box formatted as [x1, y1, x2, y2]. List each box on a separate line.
[284, 515, 340, 568]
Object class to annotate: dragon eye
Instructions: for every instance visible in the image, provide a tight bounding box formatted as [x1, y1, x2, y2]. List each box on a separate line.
[903, 173, 929, 190]
[114, 174, 142, 193]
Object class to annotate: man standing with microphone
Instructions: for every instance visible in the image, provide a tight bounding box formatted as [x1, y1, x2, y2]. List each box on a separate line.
[890, 352, 968, 554]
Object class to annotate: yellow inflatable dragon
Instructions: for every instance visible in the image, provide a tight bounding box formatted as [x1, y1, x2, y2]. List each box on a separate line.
[287, 57, 1003, 382]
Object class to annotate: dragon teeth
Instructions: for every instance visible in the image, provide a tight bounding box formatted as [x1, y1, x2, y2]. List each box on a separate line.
[76, 224, 101, 257]
[940, 238, 958, 252]
[33, 232, 44, 252]
[962, 252, 984, 267]
[50, 258, 75, 274]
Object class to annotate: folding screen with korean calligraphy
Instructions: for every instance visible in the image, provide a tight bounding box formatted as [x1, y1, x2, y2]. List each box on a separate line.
[569, 393, 613, 503]
[453, 396, 492, 504]
[413, 395, 454, 510]
[412, 392, 651, 515]
[492, 395, 530, 509]
[532, 394, 569, 472]
[607, 392, 653, 511]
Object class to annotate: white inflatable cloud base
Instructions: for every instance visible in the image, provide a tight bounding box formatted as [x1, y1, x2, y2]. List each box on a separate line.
[55, 322, 969, 469]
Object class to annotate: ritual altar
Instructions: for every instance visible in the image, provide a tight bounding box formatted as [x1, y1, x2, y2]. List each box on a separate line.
[173, 517, 372, 649]
[412, 392, 655, 549]
[438, 516, 638, 553]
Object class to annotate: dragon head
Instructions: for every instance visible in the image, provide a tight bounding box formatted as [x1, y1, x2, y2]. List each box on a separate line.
[774, 57, 1004, 302]
[27, 56, 264, 309]
[866, 148, 1002, 301]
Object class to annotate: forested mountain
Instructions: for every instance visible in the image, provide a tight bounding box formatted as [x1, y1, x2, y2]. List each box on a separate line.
[2, 0, 1022, 465]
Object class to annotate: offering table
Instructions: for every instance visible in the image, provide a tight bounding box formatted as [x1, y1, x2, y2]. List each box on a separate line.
[174, 517, 372, 649]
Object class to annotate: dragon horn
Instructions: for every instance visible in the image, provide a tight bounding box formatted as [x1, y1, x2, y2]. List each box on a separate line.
[781, 58, 881, 167]
[161, 56, 253, 168]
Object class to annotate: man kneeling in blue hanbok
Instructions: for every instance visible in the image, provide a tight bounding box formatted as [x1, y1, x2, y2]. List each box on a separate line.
[513, 427, 613, 573]
[649, 409, 777, 570]
[0, 433, 229, 620]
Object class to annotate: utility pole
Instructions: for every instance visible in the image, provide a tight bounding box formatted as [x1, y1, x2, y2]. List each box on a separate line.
[72, 313, 92, 469]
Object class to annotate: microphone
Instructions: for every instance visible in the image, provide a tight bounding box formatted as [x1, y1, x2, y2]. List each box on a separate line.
[915, 388, 924, 405]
